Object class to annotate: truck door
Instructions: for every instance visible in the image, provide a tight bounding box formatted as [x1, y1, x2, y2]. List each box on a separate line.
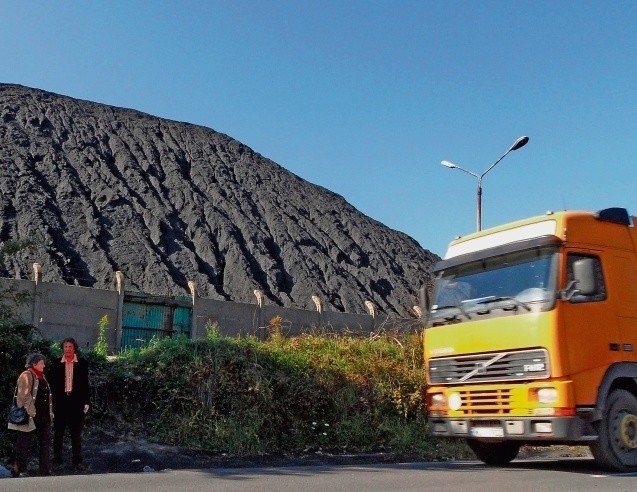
[560, 252, 621, 403]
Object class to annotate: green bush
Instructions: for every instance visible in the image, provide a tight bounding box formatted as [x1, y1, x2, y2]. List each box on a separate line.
[93, 315, 109, 357]
[2, 323, 468, 461]
[89, 330, 440, 456]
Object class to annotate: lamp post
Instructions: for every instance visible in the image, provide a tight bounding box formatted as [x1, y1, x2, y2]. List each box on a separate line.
[441, 136, 529, 231]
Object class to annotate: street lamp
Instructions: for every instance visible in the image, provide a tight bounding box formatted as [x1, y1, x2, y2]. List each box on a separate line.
[441, 135, 529, 231]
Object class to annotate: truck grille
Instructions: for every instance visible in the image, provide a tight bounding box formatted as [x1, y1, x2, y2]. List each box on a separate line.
[458, 389, 517, 414]
[428, 349, 549, 384]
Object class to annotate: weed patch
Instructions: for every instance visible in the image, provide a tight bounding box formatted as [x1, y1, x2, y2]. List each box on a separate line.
[2, 326, 469, 461]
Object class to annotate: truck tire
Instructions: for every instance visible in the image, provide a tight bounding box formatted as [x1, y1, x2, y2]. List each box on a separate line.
[467, 440, 520, 465]
[590, 389, 637, 472]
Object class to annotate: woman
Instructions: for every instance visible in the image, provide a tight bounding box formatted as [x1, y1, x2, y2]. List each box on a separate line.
[8, 353, 53, 477]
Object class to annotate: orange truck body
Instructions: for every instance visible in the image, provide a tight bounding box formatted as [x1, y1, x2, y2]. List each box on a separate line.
[424, 207, 637, 470]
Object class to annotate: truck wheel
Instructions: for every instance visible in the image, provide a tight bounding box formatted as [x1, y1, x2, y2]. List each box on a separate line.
[590, 389, 637, 472]
[467, 440, 520, 465]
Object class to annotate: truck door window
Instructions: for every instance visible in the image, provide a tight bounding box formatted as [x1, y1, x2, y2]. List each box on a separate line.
[566, 254, 606, 303]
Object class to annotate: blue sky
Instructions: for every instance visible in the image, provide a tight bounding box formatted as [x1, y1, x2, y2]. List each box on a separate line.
[2, 1, 637, 256]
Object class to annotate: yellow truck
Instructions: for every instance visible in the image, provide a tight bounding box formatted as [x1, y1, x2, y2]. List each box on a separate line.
[424, 207, 637, 471]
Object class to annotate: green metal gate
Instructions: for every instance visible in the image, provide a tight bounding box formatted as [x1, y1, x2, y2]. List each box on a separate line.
[121, 293, 192, 349]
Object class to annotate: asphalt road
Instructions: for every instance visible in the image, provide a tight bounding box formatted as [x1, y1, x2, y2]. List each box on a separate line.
[1, 458, 636, 491]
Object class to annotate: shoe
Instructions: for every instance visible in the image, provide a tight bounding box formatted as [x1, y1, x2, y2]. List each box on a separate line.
[73, 463, 88, 472]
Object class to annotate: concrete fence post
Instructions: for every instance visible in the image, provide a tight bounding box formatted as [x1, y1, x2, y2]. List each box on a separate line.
[311, 294, 323, 328]
[364, 299, 376, 331]
[311, 294, 322, 313]
[114, 271, 125, 350]
[253, 289, 264, 338]
[31, 263, 42, 328]
[188, 280, 198, 339]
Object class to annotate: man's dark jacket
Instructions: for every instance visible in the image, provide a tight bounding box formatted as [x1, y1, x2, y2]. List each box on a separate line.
[49, 357, 90, 415]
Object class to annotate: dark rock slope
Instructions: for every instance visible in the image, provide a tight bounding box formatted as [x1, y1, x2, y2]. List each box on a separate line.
[0, 84, 438, 315]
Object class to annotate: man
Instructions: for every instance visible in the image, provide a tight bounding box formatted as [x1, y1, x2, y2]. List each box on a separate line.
[49, 337, 90, 470]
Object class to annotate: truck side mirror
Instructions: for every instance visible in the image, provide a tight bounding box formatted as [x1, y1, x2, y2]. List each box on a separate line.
[561, 258, 597, 301]
[573, 258, 597, 296]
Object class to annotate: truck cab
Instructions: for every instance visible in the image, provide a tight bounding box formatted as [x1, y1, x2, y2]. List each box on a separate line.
[424, 207, 637, 471]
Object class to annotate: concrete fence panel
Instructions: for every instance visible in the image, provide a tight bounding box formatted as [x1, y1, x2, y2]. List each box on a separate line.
[1, 275, 421, 352]
[0, 278, 35, 325]
[193, 297, 261, 339]
[34, 283, 119, 351]
[261, 305, 322, 338]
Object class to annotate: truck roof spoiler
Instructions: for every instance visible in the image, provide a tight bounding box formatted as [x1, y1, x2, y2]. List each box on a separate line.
[595, 207, 633, 226]
[433, 235, 562, 273]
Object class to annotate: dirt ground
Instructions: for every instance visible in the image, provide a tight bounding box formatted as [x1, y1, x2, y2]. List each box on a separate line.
[66, 428, 592, 475]
[60, 427, 433, 475]
[7, 426, 592, 476]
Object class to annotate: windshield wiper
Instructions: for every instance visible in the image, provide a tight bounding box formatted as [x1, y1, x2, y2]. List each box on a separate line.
[473, 296, 531, 312]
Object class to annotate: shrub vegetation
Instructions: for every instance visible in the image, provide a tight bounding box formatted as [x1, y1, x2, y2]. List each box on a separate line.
[2, 318, 468, 461]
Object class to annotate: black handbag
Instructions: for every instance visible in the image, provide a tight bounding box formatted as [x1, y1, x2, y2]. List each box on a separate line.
[7, 382, 30, 425]
[8, 401, 29, 425]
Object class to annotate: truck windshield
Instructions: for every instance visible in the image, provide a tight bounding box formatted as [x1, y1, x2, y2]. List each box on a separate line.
[431, 247, 558, 316]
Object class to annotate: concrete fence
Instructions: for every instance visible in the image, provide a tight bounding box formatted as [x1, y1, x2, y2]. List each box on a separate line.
[0, 264, 421, 352]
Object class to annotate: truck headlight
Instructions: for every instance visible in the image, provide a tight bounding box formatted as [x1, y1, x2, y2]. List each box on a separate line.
[536, 388, 558, 404]
[448, 392, 462, 410]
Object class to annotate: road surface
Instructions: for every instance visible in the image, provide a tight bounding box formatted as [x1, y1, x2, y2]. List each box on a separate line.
[1, 457, 636, 491]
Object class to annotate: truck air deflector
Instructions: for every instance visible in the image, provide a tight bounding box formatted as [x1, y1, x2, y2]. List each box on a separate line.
[444, 220, 557, 259]
[433, 235, 563, 273]
[595, 207, 632, 226]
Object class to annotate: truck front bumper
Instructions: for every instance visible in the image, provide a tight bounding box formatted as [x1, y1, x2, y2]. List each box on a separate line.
[429, 415, 596, 442]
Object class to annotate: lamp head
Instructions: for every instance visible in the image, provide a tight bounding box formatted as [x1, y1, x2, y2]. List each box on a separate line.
[510, 136, 529, 152]
[441, 160, 456, 169]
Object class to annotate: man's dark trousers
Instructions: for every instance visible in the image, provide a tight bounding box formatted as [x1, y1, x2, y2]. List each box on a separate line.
[53, 394, 85, 465]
